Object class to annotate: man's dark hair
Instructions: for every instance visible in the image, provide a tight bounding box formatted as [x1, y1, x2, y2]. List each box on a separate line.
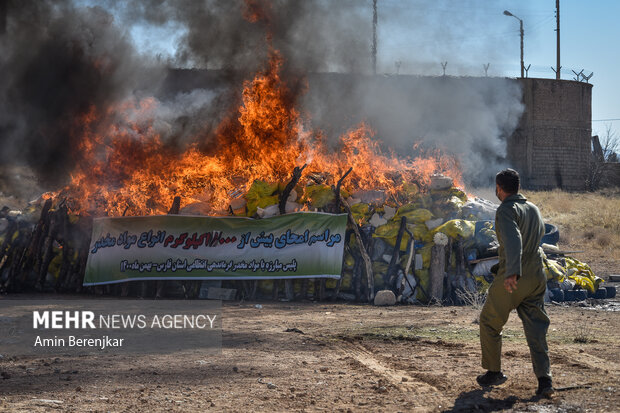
[496, 168, 520, 194]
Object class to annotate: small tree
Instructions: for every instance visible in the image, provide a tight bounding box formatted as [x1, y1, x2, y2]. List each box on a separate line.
[587, 124, 620, 190]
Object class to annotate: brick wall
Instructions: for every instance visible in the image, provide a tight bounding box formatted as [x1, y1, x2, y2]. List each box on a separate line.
[509, 78, 592, 190]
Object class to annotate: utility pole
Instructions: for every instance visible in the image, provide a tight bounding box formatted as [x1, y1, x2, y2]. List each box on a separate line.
[556, 0, 560, 79]
[519, 18, 524, 78]
[372, 0, 377, 75]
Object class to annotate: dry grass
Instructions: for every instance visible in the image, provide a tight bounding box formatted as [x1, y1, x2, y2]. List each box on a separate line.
[469, 187, 620, 277]
[522, 188, 620, 277]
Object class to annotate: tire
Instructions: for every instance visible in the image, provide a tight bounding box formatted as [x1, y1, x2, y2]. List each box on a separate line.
[590, 288, 607, 299]
[565, 289, 587, 302]
[549, 288, 564, 302]
[605, 286, 617, 299]
[573, 289, 587, 301]
[540, 223, 560, 246]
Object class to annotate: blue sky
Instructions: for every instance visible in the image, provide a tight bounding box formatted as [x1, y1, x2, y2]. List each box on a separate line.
[374, 0, 619, 138]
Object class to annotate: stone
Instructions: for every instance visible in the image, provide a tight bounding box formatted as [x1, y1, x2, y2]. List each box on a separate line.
[374, 290, 396, 306]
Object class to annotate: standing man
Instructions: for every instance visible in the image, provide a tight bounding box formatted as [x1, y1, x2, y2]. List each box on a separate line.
[477, 169, 553, 397]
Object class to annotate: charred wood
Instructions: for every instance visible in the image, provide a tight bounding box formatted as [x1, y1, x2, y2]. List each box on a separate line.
[279, 164, 307, 215]
[386, 216, 407, 289]
[338, 193, 374, 302]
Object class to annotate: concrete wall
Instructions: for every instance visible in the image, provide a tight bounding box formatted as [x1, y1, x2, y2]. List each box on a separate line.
[508, 78, 592, 190]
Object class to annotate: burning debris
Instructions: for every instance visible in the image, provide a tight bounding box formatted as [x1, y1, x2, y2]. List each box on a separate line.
[2, 171, 612, 304]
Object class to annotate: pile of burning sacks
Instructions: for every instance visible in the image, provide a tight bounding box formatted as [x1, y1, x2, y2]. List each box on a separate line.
[0, 173, 613, 303]
[181, 173, 611, 304]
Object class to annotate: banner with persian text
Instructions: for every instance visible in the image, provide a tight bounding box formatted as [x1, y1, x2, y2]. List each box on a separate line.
[84, 212, 347, 286]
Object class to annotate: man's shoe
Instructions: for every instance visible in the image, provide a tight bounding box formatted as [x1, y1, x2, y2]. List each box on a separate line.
[476, 371, 507, 387]
[536, 377, 554, 398]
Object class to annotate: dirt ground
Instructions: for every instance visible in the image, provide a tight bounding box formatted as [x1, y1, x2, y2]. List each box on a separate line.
[1, 290, 619, 412]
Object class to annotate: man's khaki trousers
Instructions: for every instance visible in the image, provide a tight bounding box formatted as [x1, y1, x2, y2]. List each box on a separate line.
[479, 273, 551, 379]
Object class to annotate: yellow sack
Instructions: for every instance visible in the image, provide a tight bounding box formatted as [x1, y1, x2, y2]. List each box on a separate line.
[373, 261, 389, 275]
[394, 206, 433, 224]
[246, 195, 279, 217]
[568, 274, 595, 293]
[543, 257, 566, 282]
[350, 203, 371, 225]
[245, 180, 280, 216]
[373, 220, 401, 239]
[419, 244, 433, 269]
[373, 221, 426, 251]
[408, 223, 431, 243]
[303, 184, 335, 209]
[344, 252, 355, 268]
[245, 180, 278, 201]
[450, 187, 468, 202]
[473, 275, 491, 293]
[432, 219, 475, 239]
[565, 257, 602, 286]
[401, 182, 420, 202]
[325, 278, 338, 289]
[340, 270, 353, 290]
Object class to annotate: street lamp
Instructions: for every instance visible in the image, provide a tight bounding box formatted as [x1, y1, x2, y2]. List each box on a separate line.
[504, 10, 524, 78]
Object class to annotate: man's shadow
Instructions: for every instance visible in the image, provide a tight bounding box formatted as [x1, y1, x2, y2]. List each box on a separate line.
[442, 388, 543, 412]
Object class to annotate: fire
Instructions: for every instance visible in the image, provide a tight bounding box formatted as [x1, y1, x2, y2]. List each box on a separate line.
[53, 46, 462, 217]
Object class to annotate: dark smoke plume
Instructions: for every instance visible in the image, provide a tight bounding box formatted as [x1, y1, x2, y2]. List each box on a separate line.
[0, 0, 163, 185]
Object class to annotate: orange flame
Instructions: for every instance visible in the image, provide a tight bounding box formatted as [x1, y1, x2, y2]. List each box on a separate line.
[54, 48, 462, 217]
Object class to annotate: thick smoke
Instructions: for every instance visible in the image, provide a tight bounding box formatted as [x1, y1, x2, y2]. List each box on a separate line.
[0, 0, 164, 185]
[0, 0, 524, 189]
[302, 75, 523, 186]
[108, 0, 371, 74]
